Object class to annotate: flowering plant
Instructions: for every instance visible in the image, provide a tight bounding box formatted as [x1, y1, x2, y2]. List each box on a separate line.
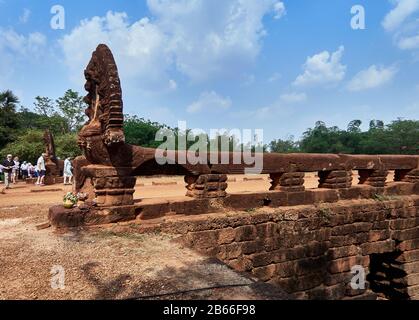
[63, 192, 79, 205]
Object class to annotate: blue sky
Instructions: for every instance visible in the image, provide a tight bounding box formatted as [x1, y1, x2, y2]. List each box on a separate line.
[0, 0, 418, 142]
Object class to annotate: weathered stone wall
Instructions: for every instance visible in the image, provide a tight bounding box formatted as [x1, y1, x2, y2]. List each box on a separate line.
[154, 194, 419, 300]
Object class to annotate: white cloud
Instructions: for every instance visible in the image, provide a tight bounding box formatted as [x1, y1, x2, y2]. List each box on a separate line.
[60, 1, 285, 89]
[382, 0, 419, 32]
[347, 65, 398, 92]
[398, 34, 419, 49]
[187, 91, 232, 114]
[147, 0, 285, 82]
[293, 46, 346, 87]
[0, 28, 46, 56]
[0, 28, 47, 91]
[383, 0, 419, 51]
[280, 92, 307, 103]
[59, 12, 171, 89]
[273, 1, 286, 19]
[19, 8, 31, 24]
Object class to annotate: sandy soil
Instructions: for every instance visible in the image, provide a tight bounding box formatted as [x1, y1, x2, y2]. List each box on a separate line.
[0, 202, 292, 300]
[0, 172, 394, 300]
[0, 175, 295, 300]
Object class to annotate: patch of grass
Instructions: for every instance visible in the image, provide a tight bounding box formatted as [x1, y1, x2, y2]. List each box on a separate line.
[317, 207, 332, 224]
[245, 208, 256, 213]
[373, 194, 396, 202]
[93, 230, 145, 241]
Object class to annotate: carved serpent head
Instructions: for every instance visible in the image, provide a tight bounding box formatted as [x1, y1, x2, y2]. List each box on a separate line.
[78, 44, 126, 163]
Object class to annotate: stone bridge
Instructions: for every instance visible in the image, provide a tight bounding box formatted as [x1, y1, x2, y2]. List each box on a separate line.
[48, 44, 419, 300]
[50, 150, 419, 301]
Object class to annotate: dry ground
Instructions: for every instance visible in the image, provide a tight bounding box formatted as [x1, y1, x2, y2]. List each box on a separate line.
[0, 173, 395, 300]
[0, 175, 294, 300]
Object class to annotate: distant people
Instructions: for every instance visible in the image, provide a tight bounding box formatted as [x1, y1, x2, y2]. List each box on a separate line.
[12, 156, 19, 183]
[34, 165, 39, 178]
[63, 157, 73, 185]
[28, 162, 35, 179]
[2, 154, 15, 189]
[20, 161, 28, 180]
[0, 163, 3, 184]
[36, 153, 47, 186]
[27, 163, 34, 178]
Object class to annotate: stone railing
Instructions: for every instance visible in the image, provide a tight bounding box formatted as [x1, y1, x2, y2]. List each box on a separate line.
[48, 153, 419, 228]
[180, 154, 419, 199]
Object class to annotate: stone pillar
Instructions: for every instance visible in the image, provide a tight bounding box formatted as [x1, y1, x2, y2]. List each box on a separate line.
[44, 158, 59, 185]
[81, 166, 136, 207]
[269, 172, 305, 192]
[358, 169, 388, 188]
[185, 174, 228, 198]
[318, 170, 352, 189]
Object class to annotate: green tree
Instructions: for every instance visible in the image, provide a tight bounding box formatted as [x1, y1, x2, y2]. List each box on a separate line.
[347, 120, 362, 133]
[124, 115, 169, 148]
[17, 107, 68, 135]
[0, 130, 44, 164]
[385, 119, 419, 154]
[369, 120, 384, 130]
[55, 133, 82, 159]
[269, 137, 299, 153]
[0, 90, 20, 149]
[56, 89, 87, 132]
[34, 96, 55, 117]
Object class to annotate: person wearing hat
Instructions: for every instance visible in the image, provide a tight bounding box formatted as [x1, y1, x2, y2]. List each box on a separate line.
[1, 154, 15, 189]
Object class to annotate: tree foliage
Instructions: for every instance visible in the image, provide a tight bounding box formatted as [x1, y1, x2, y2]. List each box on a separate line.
[297, 119, 419, 154]
[0, 89, 85, 162]
[56, 89, 87, 132]
[1, 90, 418, 164]
[0, 90, 20, 148]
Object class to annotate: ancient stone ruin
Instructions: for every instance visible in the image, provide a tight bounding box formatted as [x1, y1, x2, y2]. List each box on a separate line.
[49, 44, 419, 300]
[25, 129, 64, 185]
[43, 129, 64, 185]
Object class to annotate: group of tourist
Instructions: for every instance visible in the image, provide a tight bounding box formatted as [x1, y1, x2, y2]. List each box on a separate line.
[0, 153, 74, 189]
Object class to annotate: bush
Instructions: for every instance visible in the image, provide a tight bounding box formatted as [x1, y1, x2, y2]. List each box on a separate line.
[0, 130, 44, 164]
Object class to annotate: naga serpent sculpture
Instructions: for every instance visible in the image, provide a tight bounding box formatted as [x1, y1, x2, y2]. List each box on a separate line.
[48, 43, 418, 227]
[77, 44, 126, 166]
[73, 44, 418, 199]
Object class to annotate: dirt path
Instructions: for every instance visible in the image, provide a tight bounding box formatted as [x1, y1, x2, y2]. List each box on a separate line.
[0, 204, 289, 300]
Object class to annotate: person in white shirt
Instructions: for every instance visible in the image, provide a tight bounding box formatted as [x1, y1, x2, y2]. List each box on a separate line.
[27, 163, 34, 178]
[20, 161, 28, 180]
[12, 156, 19, 183]
[36, 153, 47, 186]
[0, 163, 3, 184]
[63, 157, 73, 185]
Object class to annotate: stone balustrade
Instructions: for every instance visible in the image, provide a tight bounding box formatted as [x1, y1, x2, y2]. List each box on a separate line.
[182, 154, 419, 199]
